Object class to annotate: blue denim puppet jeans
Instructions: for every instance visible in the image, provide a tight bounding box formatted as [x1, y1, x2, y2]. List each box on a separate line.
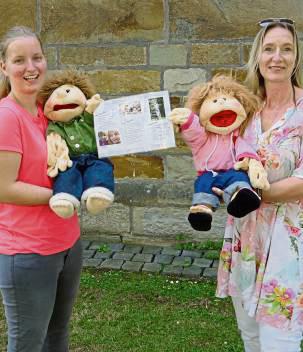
[192, 168, 252, 208]
[53, 154, 114, 200]
[0, 239, 82, 352]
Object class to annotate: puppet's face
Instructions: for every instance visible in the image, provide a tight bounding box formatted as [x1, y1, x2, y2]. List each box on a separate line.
[199, 94, 247, 135]
[44, 84, 86, 122]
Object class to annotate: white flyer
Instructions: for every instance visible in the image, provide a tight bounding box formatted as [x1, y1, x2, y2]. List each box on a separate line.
[94, 91, 176, 158]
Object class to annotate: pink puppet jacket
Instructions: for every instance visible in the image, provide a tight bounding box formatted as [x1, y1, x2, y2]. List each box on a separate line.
[180, 112, 260, 175]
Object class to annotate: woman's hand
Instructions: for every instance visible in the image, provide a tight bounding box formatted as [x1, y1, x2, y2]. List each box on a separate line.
[212, 187, 224, 199]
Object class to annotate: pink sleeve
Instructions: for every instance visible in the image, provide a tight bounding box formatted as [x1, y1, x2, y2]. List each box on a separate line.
[235, 119, 260, 161]
[180, 113, 207, 148]
[0, 107, 22, 154]
[235, 136, 260, 161]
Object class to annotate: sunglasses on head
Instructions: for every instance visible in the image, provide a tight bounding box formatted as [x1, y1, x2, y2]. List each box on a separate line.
[258, 18, 295, 27]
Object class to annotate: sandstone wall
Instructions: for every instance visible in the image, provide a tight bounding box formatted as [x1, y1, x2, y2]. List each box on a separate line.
[1, 1, 302, 245]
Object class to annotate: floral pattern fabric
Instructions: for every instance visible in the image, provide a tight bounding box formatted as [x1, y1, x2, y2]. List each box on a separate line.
[216, 98, 303, 331]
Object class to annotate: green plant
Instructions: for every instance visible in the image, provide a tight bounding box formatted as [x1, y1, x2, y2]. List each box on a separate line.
[195, 239, 223, 250]
[183, 257, 192, 267]
[175, 238, 223, 252]
[203, 250, 220, 260]
[97, 244, 110, 253]
[175, 234, 189, 242]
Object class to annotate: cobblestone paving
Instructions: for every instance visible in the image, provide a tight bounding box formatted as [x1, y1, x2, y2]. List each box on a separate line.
[82, 240, 219, 279]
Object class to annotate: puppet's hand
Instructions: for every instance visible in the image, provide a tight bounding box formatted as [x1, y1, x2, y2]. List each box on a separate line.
[248, 159, 270, 191]
[234, 157, 250, 171]
[85, 94, 103, 114]
[47, 133, 73, 178]
[169, 108, 191, 124]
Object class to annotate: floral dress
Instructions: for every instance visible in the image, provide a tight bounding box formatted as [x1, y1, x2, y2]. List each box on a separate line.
[216, 98, 303, 331]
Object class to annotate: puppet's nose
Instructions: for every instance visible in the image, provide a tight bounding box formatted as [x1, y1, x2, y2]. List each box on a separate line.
[56, 90, 69, 98]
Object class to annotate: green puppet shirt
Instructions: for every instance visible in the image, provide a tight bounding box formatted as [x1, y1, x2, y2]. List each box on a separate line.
[47, 111, 97, 157]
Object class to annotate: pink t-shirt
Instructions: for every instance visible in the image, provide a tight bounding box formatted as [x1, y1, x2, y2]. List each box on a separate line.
[0, 96, 80, 255]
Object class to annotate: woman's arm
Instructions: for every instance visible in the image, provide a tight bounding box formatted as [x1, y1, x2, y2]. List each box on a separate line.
[212, 176, 303, 204]
[0, 151, 52, 205]
[261, 176, 303, 203]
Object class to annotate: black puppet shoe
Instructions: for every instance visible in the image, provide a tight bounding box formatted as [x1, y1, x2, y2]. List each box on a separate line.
[227, 188, 261, 218]
[188, 204, 213, 231]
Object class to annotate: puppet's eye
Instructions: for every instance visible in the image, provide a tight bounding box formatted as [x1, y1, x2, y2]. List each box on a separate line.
[213, 99, 217, 103]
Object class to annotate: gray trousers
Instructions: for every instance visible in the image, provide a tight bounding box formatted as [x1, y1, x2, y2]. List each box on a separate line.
[0, 239, 83, 352]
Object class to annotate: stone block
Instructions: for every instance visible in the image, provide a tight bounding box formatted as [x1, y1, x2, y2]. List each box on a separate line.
[115, 179, 193, 207]
[100, 259, 124, 270]
[82, 234, 122, 244]
[242, 44, 252, 64]
[154, 254, 174, 265]
[132, 253, 153, 262]
[172, 256, 192, 267]
[80, 203, 130, 236]
[211, 67, 247, 82]
[212, 260, 219, 268]
[115, 180, 158, 206]
[89, 241, 108, 250]
[157, 181, 193, 206]
[94, 252, 113, 260]
[83, 249, 96, 259]
[161, 248, 181, 256]
[0, 1, 36, 37]
[169, 0, 303, 40]
[107, 243, 125, 252]
[165, 155, 196, 181]
[122, 261, 143, 272]
[182, 266, 202, 278]
[203, 267, 218, 278]
[88, 70, 160, 95]
[162, 265, 183, 276]
[181, 250, 202, 258]
[192, 44, 240, 65]
[123, 244, 143, 253]
[113, 252, 134, 261]
[150, 45, 187, 66]
[193, 258, 213, 268]
[41, 0, 164, 44]
[164, 68, 207, 93]
[142, 246, 162, 254]
[112, 155, 164, 179]
[132, 206, 226, 239]
[81, 240, 91, 250]
[83, 258, 103, 267]
[60, 46, 146, 67]
[122, 234, 175, 247]
[45, 47, 57, 69]
[142, 263, 162, 273]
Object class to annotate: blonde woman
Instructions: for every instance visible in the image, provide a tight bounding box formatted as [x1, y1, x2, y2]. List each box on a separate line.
[215, 18, 303, 352]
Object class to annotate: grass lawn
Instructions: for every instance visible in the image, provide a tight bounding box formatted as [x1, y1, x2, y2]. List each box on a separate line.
[0, 268, 244, 352]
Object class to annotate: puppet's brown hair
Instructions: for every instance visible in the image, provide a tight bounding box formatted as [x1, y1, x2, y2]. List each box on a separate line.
[39, 70, 96, 104]
[186, 75, 260, 135]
